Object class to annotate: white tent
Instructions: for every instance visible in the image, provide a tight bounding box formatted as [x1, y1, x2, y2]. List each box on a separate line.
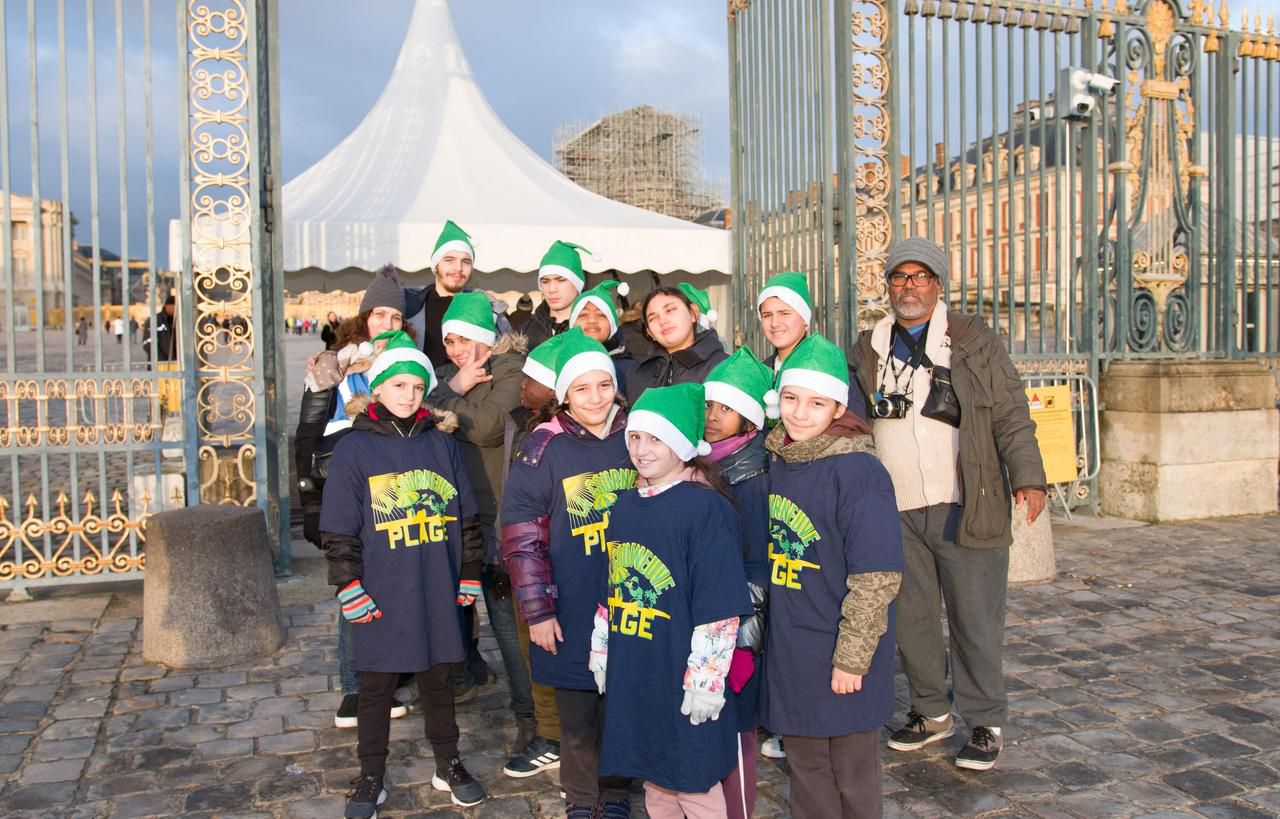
[280, 0, 727, 298]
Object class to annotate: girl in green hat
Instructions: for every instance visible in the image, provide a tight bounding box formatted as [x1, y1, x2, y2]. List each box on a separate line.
[591, 381, 751, 819]
[625, 283, 728, 404]
[501, 329, 637, 819]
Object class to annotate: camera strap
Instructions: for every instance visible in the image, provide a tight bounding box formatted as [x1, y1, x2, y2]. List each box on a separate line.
[879, 321, 931, 396]
[892, 322, 933, 371]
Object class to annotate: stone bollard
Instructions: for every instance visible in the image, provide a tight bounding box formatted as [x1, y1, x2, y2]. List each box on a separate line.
[142, 504, 284, 668]
[1008, 498, 1055, 583]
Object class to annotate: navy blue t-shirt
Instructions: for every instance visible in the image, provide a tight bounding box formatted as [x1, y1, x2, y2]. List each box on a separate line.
[501, 426, 636, 690]
[761, 449, 903, 737]
[320, 426, 477, 673]
[599, 483, 751, 793]
[729, 469, 769, 732]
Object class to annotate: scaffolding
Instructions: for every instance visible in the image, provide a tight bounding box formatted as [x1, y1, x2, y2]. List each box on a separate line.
[554, 105, 722, 222]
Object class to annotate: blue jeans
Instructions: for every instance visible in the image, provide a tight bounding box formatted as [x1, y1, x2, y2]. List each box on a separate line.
[337, 608, 360, 695]
[484, 565, 534, 720]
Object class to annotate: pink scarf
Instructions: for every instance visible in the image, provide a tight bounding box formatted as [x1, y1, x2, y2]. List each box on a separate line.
[707, 430, 757, 463]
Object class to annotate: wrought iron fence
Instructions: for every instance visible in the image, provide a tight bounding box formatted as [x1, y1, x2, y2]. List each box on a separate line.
[0, 0, 286, 594]
[730, 0, 1280, 512]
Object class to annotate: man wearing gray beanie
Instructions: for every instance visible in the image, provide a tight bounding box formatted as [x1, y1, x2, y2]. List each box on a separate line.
[849, 236, 1046, 772]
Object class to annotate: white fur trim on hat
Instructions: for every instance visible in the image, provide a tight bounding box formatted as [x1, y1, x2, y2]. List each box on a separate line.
[538, 264, 586, 292]
[440, 319, 497, 347]
[522, 357, 556, 390]
[369, 346, 438, 393]
[431, 239, 474, 269]
[776, 368, 848, 406]
[626, 408, 705, 463]
[756, 285, 813, 326]
[568, 295, 618, 337]
[555, 350, 617, 403]
[704, 380, 766, 429]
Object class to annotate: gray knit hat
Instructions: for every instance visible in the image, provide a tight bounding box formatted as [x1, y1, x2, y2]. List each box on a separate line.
[885, 237, 949, 286]
[360, 264, 406, 315]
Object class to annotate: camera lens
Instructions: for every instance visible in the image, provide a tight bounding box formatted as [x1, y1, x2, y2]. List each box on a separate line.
[1075, 101, 1091, 114]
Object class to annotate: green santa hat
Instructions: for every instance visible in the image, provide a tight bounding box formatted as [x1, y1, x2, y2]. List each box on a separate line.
[539, 240, 593, 293]
[764, 333, 849, 415]
[440, 291, 497, 346]
[756, 271, 813, 327]
[430, 220, 475, 268]
[522, 333, 568, 390]
[553, 327, 617, 403]
[704, 346, 774, 428]
[568, 279, 630, 337]
[627, 382, 713, 462]
[678, 282, 719, 329]
[369, 330, 437, 394]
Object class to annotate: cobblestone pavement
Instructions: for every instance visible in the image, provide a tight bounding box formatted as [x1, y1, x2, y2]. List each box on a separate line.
[1, 514, 1277, 818]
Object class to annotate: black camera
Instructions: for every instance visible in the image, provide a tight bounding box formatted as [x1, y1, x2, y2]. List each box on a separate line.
[872, 391, 912, 419]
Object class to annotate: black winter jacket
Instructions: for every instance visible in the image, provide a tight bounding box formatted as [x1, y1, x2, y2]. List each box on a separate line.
[624, 328, 729, 404]
[522, 301, 568, 348]
[321, 404, 486, 589]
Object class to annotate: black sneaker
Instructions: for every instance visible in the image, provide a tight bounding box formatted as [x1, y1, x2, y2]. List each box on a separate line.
[887, 710, 955, 751]
[432, 756, 486, 807]
[599, 799, 631, 819]
[344, 774, 386, 819]
[502, 736, 561, 778]
[955, 726, 1002, 771]
[566, 805, 594, 819]
[335, 694, 360, 729]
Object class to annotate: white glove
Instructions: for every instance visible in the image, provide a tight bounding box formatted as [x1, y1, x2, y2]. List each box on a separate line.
[588, 604, 609, 694]
[680, 688, 725, 726]
[589, 652, 607, 695]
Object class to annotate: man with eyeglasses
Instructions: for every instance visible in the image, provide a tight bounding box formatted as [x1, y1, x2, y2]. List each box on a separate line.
[850, 236, 1046, 772]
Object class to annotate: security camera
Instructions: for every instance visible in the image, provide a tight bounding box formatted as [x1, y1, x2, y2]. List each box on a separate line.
[1057, 67, 1117, 121]
[1085, 73, 1120, 94]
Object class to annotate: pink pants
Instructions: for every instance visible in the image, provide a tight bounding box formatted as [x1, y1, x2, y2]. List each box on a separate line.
[644, 781, 729, 819]
[721, 728, 758, 819]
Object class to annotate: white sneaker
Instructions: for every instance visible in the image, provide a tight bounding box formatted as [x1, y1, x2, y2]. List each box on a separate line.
[761, 734, 786, 759]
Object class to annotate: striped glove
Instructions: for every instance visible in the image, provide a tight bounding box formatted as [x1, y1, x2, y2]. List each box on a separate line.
[456, 579, 481, 606]
[338, 580, 382, 623]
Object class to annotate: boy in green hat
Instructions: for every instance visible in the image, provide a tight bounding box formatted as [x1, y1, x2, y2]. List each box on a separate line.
[526, 240, 593, 347]
[321, 330, 488, 815]
[761, 333, 902, 818]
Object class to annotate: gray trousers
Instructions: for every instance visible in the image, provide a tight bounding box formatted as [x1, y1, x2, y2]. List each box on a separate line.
[784, 730, 881, 819]
[897, 503, 1009, 728]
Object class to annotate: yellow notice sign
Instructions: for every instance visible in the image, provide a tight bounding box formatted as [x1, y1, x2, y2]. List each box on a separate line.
[1025, 385, 1078, 485]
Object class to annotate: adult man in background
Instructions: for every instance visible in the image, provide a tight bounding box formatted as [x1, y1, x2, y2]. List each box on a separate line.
[850, 237, 1046, 772]
[404, 220, 510, 365]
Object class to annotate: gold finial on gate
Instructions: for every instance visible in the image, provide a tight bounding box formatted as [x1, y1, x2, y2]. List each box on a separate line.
[1219, 0, 1230, 28]
[1115, 0, 1129, 15]
[1205, 26, 1220, 50]
[1239, 11, 1254, 55]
